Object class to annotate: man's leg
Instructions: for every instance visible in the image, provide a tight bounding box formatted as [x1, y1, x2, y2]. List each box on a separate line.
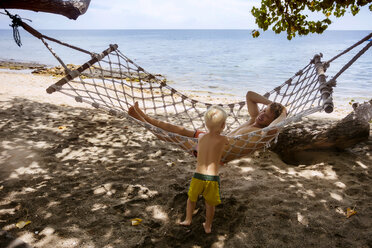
[128, 102, 195, 150]
[128, 105, 146, 122]
[133, 102, 195, 137]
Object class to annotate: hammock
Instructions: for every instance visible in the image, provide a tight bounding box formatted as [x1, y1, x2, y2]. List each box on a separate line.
[43, 46, 334, 163]
[6, 13, 372, 163]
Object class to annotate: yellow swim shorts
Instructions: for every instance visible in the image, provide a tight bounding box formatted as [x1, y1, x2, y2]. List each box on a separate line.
[188, 172, 221, 206]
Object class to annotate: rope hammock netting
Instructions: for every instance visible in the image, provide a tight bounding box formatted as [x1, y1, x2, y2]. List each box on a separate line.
[3, 11, 372, 163]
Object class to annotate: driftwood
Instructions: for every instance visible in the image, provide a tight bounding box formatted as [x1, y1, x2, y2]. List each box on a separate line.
[1, 0, 91, 20]
[270, 100, 372, 163]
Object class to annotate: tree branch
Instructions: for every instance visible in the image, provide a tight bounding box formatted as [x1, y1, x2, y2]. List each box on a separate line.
[1, 0, 91, 20]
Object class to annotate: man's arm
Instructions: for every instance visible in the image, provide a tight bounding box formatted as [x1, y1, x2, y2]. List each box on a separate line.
[268, 107, 287, 127]
[266, 106, 287, 136]
[246, 91, 272, 123]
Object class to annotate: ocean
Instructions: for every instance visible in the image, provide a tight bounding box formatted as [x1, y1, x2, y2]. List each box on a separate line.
[0, 29, 371, 108]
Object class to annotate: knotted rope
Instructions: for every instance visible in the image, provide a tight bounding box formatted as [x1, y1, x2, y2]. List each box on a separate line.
[1, 9, 26, 47]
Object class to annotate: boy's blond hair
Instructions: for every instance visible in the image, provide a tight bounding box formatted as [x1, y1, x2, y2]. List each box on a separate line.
[204, 105, 227, 131]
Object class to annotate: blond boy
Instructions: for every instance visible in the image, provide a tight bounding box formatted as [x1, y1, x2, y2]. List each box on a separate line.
[180, 105, 229, 233]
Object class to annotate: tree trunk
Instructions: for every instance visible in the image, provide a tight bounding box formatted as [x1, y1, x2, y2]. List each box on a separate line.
[1, 0, 91, 20]
[270, 100, 372, 163]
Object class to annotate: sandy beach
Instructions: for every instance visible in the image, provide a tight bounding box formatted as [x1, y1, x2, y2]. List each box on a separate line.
[0, 69, 371, 248]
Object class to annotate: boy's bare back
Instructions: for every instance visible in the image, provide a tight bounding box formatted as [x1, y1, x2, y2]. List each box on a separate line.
[195, 133, 228, 175]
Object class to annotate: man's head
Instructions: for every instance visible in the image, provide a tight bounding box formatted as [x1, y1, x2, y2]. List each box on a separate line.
[204, 105, 228, 132]
[255, 102, 284, 127]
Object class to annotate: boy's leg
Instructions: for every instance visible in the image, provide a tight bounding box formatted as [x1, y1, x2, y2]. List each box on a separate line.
[180, 198, 196, 226]
[203, 201, 215, 233]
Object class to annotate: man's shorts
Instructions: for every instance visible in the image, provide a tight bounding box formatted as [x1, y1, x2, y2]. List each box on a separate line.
[188, 172, 221, 206]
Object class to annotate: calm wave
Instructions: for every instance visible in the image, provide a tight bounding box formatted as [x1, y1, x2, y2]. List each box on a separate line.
[0, 29, 371, 105]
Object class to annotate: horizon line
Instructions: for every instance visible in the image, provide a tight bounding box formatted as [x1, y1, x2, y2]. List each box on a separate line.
[0, 28, 371, 31]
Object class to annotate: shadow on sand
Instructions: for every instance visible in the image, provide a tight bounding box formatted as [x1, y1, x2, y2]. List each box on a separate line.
[0, 98, 371, 247]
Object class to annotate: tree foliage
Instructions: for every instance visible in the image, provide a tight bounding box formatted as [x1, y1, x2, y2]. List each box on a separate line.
[251, 0, 372, 40]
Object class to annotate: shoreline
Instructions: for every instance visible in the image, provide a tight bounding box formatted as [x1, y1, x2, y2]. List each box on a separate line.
[0, 59, 48, 70]
[0, 60, 359, 120]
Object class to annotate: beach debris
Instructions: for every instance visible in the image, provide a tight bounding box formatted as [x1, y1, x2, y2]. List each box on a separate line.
[16, 220, 31, 229]
[335, 207, 345, 216]
[131, 218, 143, 226]
[346, 207, 357, 218]
[58, 126, 67, 130]
[297, 212, 309, 226]
[193, 208, 199, 215]
[149, 150, 162, 159]
[167, 162, 175, 167]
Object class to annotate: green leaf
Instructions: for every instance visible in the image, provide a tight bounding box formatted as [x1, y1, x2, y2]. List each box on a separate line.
[252, 30, 260, 38]
[350, 5, 360, 15]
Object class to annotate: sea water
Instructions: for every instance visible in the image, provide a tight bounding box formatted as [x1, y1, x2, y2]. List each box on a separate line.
[0, 29, 371, 109]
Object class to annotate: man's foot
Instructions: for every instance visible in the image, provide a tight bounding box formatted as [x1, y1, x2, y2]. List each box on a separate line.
[133, 102, 148, 120]
[128, 104, 146, 122]
[179, 220, 192, 226]
[203, 223, 211, 234]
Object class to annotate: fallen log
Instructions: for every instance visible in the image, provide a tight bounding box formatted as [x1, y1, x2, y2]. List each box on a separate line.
[270, 99, 372, 163]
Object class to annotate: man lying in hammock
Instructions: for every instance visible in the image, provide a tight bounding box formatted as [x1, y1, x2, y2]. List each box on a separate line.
[128, 91, 287, 162]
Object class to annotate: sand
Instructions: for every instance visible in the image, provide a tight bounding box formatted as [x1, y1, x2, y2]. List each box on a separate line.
[0, 70, 371, 248]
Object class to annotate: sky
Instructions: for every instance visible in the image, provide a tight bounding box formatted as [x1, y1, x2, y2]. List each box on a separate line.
[0, 0, 371, 30]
